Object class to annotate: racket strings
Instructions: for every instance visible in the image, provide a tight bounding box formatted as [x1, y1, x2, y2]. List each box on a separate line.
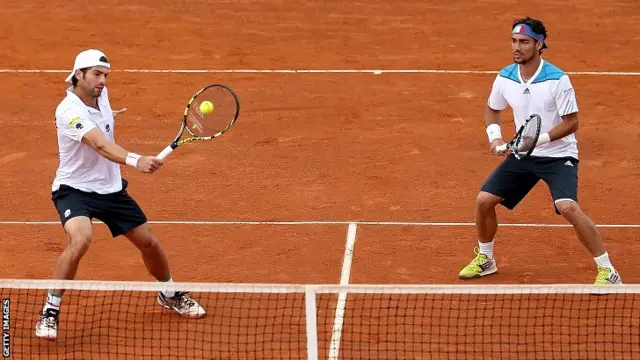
[188, 113, 205, 133]
[186, 87, 238, 137]
[516, 117, 541, 153]
[188, 99, 206, 133]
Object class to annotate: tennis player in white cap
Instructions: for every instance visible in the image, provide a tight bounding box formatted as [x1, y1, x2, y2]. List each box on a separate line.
[36, 49, 206, 340]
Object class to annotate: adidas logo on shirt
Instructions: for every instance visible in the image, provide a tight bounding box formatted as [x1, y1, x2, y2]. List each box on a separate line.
[523, 88, 530, 95]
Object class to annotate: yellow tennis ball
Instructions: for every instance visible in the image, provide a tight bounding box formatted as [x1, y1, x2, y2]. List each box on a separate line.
[199, 101, 214, 115]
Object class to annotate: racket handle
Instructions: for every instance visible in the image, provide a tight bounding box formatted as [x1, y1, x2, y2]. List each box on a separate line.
[156, 145, 175, 160]
[495, 144, 508, 152]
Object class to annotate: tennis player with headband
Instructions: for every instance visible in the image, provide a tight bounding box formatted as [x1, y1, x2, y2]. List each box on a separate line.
[458, 17, 622, 285]
[36, 49, 206, 340]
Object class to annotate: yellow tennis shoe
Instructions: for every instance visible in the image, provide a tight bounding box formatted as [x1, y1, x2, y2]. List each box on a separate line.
[594, 267, 622, 285]
[459, 247, 498, 279]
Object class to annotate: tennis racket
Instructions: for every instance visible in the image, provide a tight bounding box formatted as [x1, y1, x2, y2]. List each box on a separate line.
[495, 113, 542, 160]
[156, 84, 240, 160]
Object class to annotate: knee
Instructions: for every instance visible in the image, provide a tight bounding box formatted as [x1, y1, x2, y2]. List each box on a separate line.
[556, 200, 581, 219]
[132, 230, 161, 253]
[67, 232, 92, 262]
[140, 236, 161, 252]
[476, 191, 501, 212]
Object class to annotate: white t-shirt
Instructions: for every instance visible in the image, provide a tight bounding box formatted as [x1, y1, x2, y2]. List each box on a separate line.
[52, 87, 123, 194]
[488, 59, 579, 159]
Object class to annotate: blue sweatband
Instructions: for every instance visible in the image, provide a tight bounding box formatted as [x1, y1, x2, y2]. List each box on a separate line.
[512, 24, 548, 48]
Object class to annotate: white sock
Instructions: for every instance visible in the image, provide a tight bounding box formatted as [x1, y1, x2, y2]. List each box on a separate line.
[159, 277, 175, 297]
[479, 240, 494, 258]
[594, 252, 615, 271]
[43, 292, 62, 313]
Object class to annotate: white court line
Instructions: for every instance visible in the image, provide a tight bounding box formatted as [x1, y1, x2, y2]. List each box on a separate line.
[329, 223, 358, 360]
[1, 220, 640, 228]
[0, 69, 639, 76]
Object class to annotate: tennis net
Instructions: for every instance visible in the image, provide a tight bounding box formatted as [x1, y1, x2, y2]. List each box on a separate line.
[1, 279, 639, 359]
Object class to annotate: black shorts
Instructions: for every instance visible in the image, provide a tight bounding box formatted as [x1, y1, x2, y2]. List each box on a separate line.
[52, 179, 147, 237]
[481, 155, 579, 214]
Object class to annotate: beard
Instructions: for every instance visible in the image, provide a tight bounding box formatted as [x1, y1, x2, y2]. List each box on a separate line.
[513, 53, 535, 65]
[82, 84, 103, 98]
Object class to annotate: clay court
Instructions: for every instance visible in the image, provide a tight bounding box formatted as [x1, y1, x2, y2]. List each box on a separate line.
[1, 0, 640, 358]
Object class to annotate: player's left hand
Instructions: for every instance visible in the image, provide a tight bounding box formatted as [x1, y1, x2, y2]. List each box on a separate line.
[113, 108, 127, 118]
[136, 156, 164, 174]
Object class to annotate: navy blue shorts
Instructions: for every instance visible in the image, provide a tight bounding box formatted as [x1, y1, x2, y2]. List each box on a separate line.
[481, 155, 579, 214]
[51, 179, 147, 237]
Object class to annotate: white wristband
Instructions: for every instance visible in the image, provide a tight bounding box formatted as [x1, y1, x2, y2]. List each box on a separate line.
[537, 132, 551, 146]
[486, 123, 502, 142]
[125, 153, 141, 168]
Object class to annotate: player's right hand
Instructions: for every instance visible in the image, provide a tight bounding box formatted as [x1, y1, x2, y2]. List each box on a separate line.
[136, 156, 164, 173]
[490, 139, 509, 156]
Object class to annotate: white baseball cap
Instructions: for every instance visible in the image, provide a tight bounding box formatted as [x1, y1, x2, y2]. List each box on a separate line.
[64, 49, 111, 83]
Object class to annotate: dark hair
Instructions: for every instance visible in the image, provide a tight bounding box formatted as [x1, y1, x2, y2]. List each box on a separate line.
[71, 68, 89, 87]
[512, 17, 548, 53]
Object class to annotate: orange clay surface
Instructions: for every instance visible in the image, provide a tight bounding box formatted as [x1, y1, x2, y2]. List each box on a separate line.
[1, 0, 640, 358]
